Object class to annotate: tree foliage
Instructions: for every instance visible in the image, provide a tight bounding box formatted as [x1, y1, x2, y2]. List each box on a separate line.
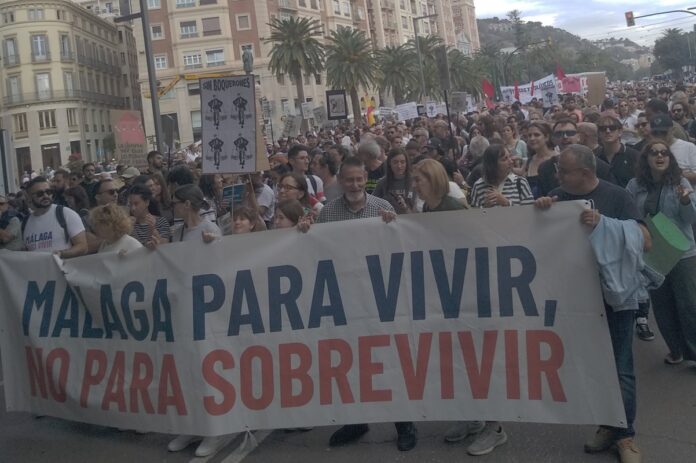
[653, 28, 691, 77]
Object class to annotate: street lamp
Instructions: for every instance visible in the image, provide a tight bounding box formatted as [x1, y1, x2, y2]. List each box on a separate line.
[413, 14, 437, 102]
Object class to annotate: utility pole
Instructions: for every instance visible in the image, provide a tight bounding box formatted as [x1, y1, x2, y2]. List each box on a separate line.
[115, 0, 164, 154]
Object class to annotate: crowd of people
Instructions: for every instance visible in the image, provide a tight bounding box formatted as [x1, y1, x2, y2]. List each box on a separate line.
[2, 81, 696, 463]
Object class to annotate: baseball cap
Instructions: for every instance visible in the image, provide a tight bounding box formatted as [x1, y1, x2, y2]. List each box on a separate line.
[650, 113, 672, 132]
[120, 166, 141, 179]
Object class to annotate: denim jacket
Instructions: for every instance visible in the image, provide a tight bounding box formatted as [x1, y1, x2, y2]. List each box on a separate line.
[626, 177, 696, 259]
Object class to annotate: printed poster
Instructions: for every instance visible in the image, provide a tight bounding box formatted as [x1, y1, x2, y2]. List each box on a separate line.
[326, 90, 348, 120]
[111, 110, 147, 170]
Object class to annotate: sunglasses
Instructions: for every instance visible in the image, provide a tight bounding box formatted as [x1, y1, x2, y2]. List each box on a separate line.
[553, 130, 577, 138]
[32, 189, 53, 198]
[598, 125, 620, 132]
[648, 149, 669, 157]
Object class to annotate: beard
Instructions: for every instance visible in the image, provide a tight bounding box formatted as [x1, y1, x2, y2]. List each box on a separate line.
[344, 190, 365, 203]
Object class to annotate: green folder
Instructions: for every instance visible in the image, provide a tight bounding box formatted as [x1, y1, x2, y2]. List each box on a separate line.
[644, 212, 691, 276]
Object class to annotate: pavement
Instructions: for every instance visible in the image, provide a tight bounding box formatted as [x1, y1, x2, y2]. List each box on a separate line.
[1, 330, 695, 463]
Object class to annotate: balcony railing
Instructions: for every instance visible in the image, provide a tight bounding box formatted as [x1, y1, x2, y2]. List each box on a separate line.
[184, 63, 203, 70]
[180, 32, 199, 39]
[60, 51, 74, 62]
[3, 89, 127, 107]
[279, 0, 297, 10]
[176, 0, 196, 8]
[3, 54, 19, 66]
[207, 61, 225, 67]
[31, 52, 51, 63]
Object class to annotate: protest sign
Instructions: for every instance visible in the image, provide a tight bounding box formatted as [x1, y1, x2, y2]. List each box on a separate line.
[450, 92, 468, 112]
[111, 111, 147, 170]
[326, 90, 348, 120]
[200, 75, 257, 174]
[312, 106, 328, 128]
[394, 102, 419, 121]
[282, 115, 303, 138]
[301, 102, 314, 120]
[0, 202, 626, 435]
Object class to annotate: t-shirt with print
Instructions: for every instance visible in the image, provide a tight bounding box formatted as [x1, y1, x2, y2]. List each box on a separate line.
[365, 163, 386, 195]
[23, 204, 85, 253]
[550, 179, 641, 221]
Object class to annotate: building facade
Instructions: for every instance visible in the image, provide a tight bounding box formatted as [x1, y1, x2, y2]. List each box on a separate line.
[0, 0, 139, 183]
[451, 0, 479, 55]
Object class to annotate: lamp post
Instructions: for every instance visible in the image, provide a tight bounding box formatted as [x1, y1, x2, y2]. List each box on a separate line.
[412, 14, 438, 102]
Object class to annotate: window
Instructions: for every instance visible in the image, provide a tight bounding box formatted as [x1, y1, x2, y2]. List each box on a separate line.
[6, 75, 20, 103]
[183, 53, 202, 69]
[154, 55, 167, 69]
[187, 82, 200, 95]
[202, 17, 221, 36]
[277, 74, 285, 85]
[121, 52, 126, 64]
[13, 113, 27, 133]
[31, 35, 49, 61]
[67, 108, 78, 127]
[279, 11, 292, 21]
[401, 16, 408, 29]
[36, 73, 51, 99]
[180, 21, 198, 38]
[3, 12, 15, 23]
[236, 14, 250, 30]
[310, 0, 318, 8]
[333, 0, 340, 14]
[64, 72, 74, 95]
[147, 0, 160, 8]
[206, 49, 224, 66]
[342, 1, 351, 16]
[28, 9, 44, 21]
[176, 0, 195, 8]
[60, 34, 71, 59]
[304, 73, 310, 85]
[400, 0, 406, 9]
[4, 38, 18, 66]
[315, 73, 322, 85]
[191, 110, 202, 128]
[92, 109, 97, 132]
[200, 0, 217, 4]
[151, 24, 163, 39]
[39, 110, 57, 130]
[299, 0, 306, 6]
[83, 109, 89, 132]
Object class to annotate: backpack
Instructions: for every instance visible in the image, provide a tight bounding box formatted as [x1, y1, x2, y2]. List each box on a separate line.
[22, 205, 70, 243]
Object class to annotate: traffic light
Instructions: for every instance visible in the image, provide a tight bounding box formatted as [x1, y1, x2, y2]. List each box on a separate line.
[625, 11, 635, 27]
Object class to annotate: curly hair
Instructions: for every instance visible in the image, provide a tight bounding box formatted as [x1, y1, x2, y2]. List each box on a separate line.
[89, 203, 132, 238]
[636, 140, 682, 188]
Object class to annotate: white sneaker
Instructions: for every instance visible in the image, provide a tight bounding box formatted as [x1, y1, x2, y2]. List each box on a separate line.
[195, 435, 233, 457]
[466, 422, 507, 456]
[168, 434, 199, 452]
[443, 421, 486, 442]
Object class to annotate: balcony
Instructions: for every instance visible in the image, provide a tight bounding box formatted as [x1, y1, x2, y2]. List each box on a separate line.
[60, 51, 74, 62]
[180, 32, 199, 39]
[2, 89, 126, 108]
[31, 52, 51, 63]
[278, 0, 297, 10]
[207, 61, 225, 67]
[184, 63, 203, 70]
[3, 54, 19, 67]
[176, 0, 196, 8]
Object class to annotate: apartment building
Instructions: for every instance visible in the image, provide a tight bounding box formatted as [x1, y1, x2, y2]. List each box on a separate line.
[129, 0, 370, 148]
[451, 0, 479, 55]
[0, 0, 138, 182]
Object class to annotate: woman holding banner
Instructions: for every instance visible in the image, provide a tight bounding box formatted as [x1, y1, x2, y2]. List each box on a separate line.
[626, 140, 696, 365]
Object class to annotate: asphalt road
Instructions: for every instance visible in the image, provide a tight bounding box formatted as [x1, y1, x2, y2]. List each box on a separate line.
[1, 330, 695, 463]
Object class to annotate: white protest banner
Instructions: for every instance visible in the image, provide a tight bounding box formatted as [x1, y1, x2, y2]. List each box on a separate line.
[450, 92, 467, 112]
[200, 75, 256, 173]
[301, 102, 314, 120]
[425, 102, 447, 118]
[0, 202, 626, 436]
[394, 102, 419, 121]
[282, 115, 303, 137]
[312, 106, 328, 128]
[534, 74, 559, 107]
[378, 107, 394, 121]
[500, 83, 534, 105]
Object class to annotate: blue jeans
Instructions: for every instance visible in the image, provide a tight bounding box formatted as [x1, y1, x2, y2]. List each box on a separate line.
[601, 304, 636, 439]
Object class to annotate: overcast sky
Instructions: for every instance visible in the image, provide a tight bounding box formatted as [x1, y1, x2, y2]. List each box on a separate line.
[475, 0, 696, 47]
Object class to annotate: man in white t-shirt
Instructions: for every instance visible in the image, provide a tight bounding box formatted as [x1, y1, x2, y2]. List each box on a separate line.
[23, 177, 87, 258]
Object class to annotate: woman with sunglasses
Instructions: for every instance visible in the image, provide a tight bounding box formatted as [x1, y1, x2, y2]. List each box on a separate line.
[626, 140, 696, 366]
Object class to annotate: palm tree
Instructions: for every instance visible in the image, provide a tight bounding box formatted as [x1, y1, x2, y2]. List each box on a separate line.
[265, 17, 324, 131]
[376, 45, 418, 105]
[405, 35, 444, 100]
[447, 48, 485, 97]
[325, 27, 377, 124]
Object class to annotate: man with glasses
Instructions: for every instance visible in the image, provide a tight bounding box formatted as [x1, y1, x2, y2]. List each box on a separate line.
[629, 113, 651, 153]
[595, 115, 639, 188]
[22, 177, 86, 257]
[94, 178, 120, 207]
[411, 127, 429, 149]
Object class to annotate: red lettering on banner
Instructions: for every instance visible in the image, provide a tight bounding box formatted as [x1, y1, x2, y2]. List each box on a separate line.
[526, 330, 567, 402]
[46, 348, 69, 403]
[157, 354, 188, 415]
[439, 332, 454, 399]
[317, 339, 354, 405]
[25, 347, 70, 402]
[202, 349, 236, 416]
[358, 335, 392, 402]
[80, 349, 107, 408]
[101, 351, 127, 411]
[25, 347, 47, 399]
[458, 331, 497, 399]
[505, 330, 521, 400]
[240, 346, 274, 410]
[279, 343, 313, 408]
[130, 352, 155, 414]
[394, 333, 432, 400]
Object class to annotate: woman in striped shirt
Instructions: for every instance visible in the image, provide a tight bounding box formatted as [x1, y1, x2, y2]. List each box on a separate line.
[128, 184, 171, 245]
[469, 144, 535, 208]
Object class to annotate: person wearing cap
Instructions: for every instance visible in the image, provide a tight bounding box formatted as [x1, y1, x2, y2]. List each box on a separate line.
[595, 115, 640, 188]
[649, 113, 696, 186]
[118, 166, 141, 206]
[0, 194, 23, 251]
[644, 99, 689, 141]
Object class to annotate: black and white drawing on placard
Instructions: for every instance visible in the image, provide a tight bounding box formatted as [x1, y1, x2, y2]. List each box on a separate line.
[201, 75, 256, 173]
[326, 90, 348, 120]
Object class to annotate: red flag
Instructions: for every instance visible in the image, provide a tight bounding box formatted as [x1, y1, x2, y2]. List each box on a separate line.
[556, 64, 566, 80]
[482, 79, 494, 98]
[514, 81, 520, 101]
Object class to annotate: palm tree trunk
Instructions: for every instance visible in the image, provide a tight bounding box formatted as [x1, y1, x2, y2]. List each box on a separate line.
[294, 69, 308, 135]
[350, 87, 362, 126]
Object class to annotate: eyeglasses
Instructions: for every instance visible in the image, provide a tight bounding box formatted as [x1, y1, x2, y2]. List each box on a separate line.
[648, 149, 669, 157]
[553, 130, 577, 138]
[277, 183, 300, 192]
[99, 188, 118, 195]
[672, 108, 684, 113]
[598, 125, 620, 132]
[32, 189, 53, 198]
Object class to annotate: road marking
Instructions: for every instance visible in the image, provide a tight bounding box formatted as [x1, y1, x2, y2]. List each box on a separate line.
[188, 430, 272, 463]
